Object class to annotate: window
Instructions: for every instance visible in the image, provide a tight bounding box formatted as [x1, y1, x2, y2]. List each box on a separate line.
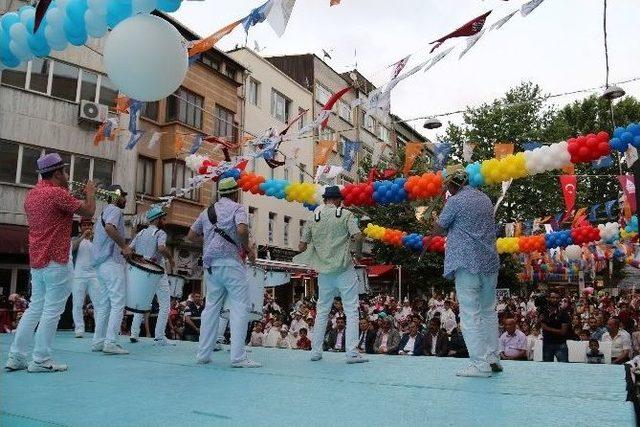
[299, 220, 306, 241]
[79, 69, 98, 102]
[268, 213, 276, 244]
[248, 78, 260, 106]
[141, 101, 159, 121]
[214, 105, 234, 140]
[379, 126, 390, 142]
[1, 61, 27, 88]
[136, 156, 155, 195]
[248, 207, 257, 235]
[271, 89, 291, 123]
[315, 82, 332, 105]
[0, 141, 19, 183]
[297, 107, 306, 130]
[28, 58, 50, 93]
[20, 146, 41, 185]
[167, 88, 204, 129]
[163, 160, 200, 201]
[320, 127, 334, 141]
[284, 167, 289, 181]
[284, 216, 291, 246]
[363, 144, 373, 160]
[73, 156, 91, 183]
[338, 100, 351, 122]
[51, 60, 79, 101]
[364, 114, 375, 132]
[98, 75, 118, 107]
[93, 158, 113, 188]
[225, 66, 237, 81]
[299, 163, 306, 183]
[200, 54, 220, 71]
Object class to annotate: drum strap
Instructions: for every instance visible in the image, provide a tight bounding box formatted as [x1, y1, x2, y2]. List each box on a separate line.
[207, 204, 238, 248]
[314, 207, 343, 222]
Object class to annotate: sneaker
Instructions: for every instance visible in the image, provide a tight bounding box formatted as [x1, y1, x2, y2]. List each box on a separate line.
[310, 354, 322, 362]
[91, 342, 104, 352]
[231, 359, 262, 368]
[490, 362, 503, 373]
[75, 331, 84, 338]
[456, 364, 491, 378]
[27, 360, 68, 373]
[130, 336, 139, 343]
[346, 355, 369, 364]
[196, 357, 212, 365]
[213, 343, 223, 352]
[154, 338, 176, 346]
[102, 343, 129, 355]
[5, 354, 28, 372]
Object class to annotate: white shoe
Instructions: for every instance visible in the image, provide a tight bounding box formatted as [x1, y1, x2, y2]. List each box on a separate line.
[75, 331, 84, 338]
[456, 364, 491, 378]
[214, 343, 223, 352]
[5, 353, 28, 371]
[310, 354, 322, 362]
[91, 342, 104, 352]
[102, 343, 129, 355]
[154, 338, 177, 346]
[196, 357, 212, 365]
[231, 359, 262, 368]
[27, 360, 68, 373]
[346, 355, 369, 364]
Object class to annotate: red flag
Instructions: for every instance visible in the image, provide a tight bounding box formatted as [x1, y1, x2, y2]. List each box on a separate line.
[559, 175, 577, 214]
[320, 86, 352, 128]
[618, 174, 637, 213]
[430, 10, 492, 53]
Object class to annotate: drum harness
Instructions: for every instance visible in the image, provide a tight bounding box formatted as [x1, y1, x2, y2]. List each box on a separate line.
[205, 204, 239, 275]
[314, 206, 344, 222]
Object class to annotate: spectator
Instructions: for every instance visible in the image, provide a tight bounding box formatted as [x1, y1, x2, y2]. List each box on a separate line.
[579, 329, 591, 342]
[448, 325, 468, 358]
[373, 317, 401, 355]
[541, 292, 570, 362]
[296, 328, 312, 351]
[499, 318, 528, 361]
[324, 317, 346, 352]
[306, 316, 315, 340]
[276, 325, 291, 349]
[357, 318, 376, 354]
[397, 321, 425, 356]
[8, 294, 28, 313]
[424, 318, 448, 357]
[586, 339, 604, 364]
[250, 322, 265, 347]
[264, 319, 283, 347]
[440, 300, 457, 334]
[602, 317, 631, 365]
[588, 316, 607, 341]
[183, 293, 204, 342]
[632, 325, 640, 357]
[290, 311, 308, 337]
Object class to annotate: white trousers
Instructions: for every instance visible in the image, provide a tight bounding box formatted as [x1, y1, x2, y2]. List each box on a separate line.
[93, 260, 126, 346]
[218, 316, 229, 343]
[311, 267, 359, 358]
[9, 262, 72, 363]
[454, 269, 499, 371]
[131, 274, 170, 340]
[72, 276, 100, 333]
[197, 265, 249, 364]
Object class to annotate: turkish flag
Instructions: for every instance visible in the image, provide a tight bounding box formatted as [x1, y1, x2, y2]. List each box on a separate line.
[430, 11, 492, 52]
[559, 175, 577, 214]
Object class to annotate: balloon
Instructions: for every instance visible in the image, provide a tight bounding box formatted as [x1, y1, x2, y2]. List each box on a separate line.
[564, 244, 582, 261]
[156, 0, 181, 12]
[85, 9, 108, 37]
[107, 0, 132, 28]
[87, 0, 108, 15]
[103, 14, 188, 101]
[9, 23, 34, 61]
[132, 0, 157, 14]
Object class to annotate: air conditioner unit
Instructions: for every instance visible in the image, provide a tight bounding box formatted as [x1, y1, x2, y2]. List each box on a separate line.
[79, 100, 108, 124]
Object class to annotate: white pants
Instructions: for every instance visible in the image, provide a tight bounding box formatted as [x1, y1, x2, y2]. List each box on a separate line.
[131, 274, 170, 340]
[197, 265, 250, 364]
[93, 260, 126, 346]
[9, 262, 72, 363]
[72, 276, 100, 333]
[454, 269, 499, 371]
[218, 316, 229, 343]
[311, 267, 359, 358]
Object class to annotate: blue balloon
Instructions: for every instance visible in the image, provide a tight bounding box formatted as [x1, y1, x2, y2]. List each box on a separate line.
[633, 136, 640, 149]
[628, 123, 640, 137]
[157, 0, 181, 12]
[1, 12, 21, 32]
[107, 0, 132, 28]
[621, 132, 634, 145]
[610, 137, 628, 153]
[614, 126, 626, 139]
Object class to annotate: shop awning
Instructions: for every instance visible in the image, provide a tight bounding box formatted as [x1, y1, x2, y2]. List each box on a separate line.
[367, 264, 396, 278]
[0, 224, 29, 255]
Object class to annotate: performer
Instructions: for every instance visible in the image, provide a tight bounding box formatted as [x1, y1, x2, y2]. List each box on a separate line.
[186, 177, 260, 368]
[129, 206, 176, 345]
[71, 219, 100, 338]
[92, 185, 132, 355]
[294, 186, 367, 364]
[5, 153, 95, 372]
[432, 166, 501, 377]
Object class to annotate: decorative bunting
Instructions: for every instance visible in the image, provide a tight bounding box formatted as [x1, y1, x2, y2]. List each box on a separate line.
[523, 142, 542, 151]
[494, 142, 514, 159]
[490, 10, 517, 31]
[592, 156, 613, 169]
[605, 200, 617, 219]
[423, 46, 455, 73]
[391, 55, 411, 79]
[189, 135, 204, 155]
[589, 204, 600, 223]
[148, 132, 163, 149]
[402, 142, 424, 176]
[619, 174, 637, 213]
[494, 179, 512, 215]
[242, 1, 273, 33]
[330, 0, 341, 5]
[267, 0, 297, 37]
[315, 140, 335, 166]
[429, 10, 492, 53]
[432, 142, 451, 171]
[462, 142, 476, 162]
[125, 130, 146, 150]
[342, 138, 361, 172]
[458, 28, 486, 59]
[315, 165, 343, 183]
[189, 19, 244, 57]
[521, 0, 545, 17]
[559, 174, 577, 215]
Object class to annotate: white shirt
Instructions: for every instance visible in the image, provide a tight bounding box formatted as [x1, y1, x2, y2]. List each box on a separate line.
[290, 319, 308, 335]
[250, 332, 265, 346]
[440, 308, 457, 334]
[334, 329, 345, 349]
[430, 333, 438, 355]
[130, 225, 168, 265]
[74, 239, 96, 278]
[402, 335, 416, 354]
[602, 329, 632, 358]
[380, 333, 389, 351]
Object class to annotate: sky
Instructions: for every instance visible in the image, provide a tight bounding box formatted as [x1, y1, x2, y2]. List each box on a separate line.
[171, 0, 640, 139]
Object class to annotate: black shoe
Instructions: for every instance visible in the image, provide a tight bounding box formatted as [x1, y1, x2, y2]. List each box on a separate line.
[130, 337, 138, 343]
[490, 362, 503, 373]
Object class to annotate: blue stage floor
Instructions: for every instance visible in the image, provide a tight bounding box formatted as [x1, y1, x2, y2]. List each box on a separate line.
[1, 332, 635, 426]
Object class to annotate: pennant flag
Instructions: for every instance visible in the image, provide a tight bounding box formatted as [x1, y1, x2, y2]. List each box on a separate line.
[494, 179, 512, 214]
[93, 122, 106, 146]
[521, 0, 545, 17]
[315, 165, 343, 183]
[559, 174, 577, 214]
[462, 142, 476, 162]
[330, 0, 341, 5]
[368, 168, 397, 183]
[148, 132, 163, 149]
[523, 142, 542, 151]
[490, 10, 517, 31]
[402, 142, 424, 176]
[618, 174, 637, 213]
[589, 204, 600, 223]
[115, 96, 131, 114]
[494, 142, 514, 159]
[280, 108, 308, 135]
[626, 146, 639, 168]
[524, 219, 533, 235]
[391, 55, 411, 79]
[267, 0, 296, 36]
[320, 86, 352, 129]
[605, 199, 617, 219]
[458, 28, 486, 59]
[128, 100, 143, 134]
[189, 134, 204, 155]
[561, 164, 575, 175]
[189, 19, 243, 57]
[242, 0, 273, 32]
[125, 131, 145, 150]
[423, 46, 455, 73]
[429, 10, 492, 53]
[592, 155, 613, 169]
[342, 138, 361, 172]
[315, 140, 335, 166]
[552, 212, 563, 230]
[433, 142, 451, 171]
[572, 208, 588, 227]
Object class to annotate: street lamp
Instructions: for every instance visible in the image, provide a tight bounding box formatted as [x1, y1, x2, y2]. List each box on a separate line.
[600, 85, 626, 101]
[423, 117, 442, 130]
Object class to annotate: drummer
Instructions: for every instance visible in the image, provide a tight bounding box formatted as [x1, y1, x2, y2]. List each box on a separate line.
[129, 206, 175, 345]
[186, 177, 261, 368]
[70, 218, 100, 338]
[92, 185, 133, 355]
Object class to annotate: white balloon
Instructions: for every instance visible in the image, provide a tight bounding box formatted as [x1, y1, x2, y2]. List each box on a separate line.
[565, 244, 582, 261]
[103, 15, 188, 102]
[19, 7, 35, 27]
[9, 23, 33, 61]
[45, 25, 69, 51]
[85, 10, 108, 38]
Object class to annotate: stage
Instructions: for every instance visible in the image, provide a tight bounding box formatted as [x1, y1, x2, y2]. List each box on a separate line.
[1, 332, 634, 426]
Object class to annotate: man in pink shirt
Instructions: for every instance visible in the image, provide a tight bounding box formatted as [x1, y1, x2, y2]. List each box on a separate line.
[499, 318, 528, 361]
[5, 153, 95, 373]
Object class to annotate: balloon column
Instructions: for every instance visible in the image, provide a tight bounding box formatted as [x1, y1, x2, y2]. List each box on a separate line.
[363, 224, 446, 254]
[609, 123, 640, 153]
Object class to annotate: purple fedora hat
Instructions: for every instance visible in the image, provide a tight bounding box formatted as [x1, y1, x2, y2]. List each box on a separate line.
[37, 153, 69, 174]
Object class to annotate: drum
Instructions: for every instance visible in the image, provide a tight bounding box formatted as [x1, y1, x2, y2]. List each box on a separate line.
[221, 266, 265, 321]
[125, 257, 164, 313]
[167, 274, 186, 299]
[355, 265, 369, 294]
